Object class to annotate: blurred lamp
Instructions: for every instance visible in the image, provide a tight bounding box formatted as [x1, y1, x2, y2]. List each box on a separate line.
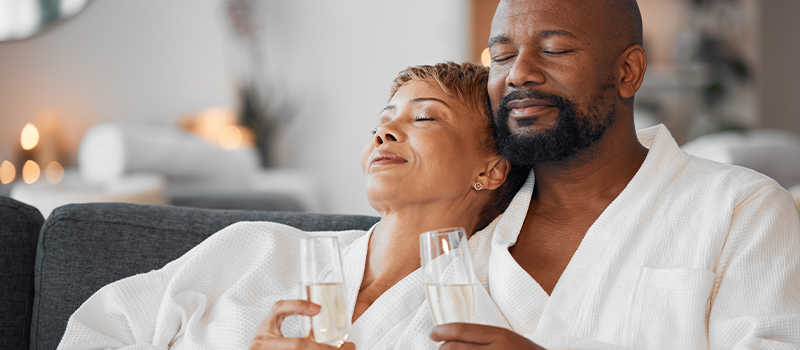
[22, 160, 40, 184]
[21, 123, 39, 150]
[46, 161, 64, 184]
[481, 48, 491, 67]
[0, 161, 15, 184]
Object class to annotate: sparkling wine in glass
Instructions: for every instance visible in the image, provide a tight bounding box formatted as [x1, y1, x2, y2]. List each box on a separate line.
[299, 236, 351, 346]
[420, 227, 476, 325]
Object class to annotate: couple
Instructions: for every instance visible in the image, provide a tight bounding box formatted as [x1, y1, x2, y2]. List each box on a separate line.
[59, 0, 800, 349]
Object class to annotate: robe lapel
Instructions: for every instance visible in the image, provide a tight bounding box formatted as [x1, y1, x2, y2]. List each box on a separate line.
[341, 226, 373, 327]
[533, 210, 621, 336]
[487, 172, 551, 334]
[348, 269, 427, 349]
[536, 128, 664, 335]
[532, 127, 662, 337]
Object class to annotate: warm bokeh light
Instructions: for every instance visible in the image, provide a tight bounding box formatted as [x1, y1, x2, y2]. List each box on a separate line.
[180, 108, 255, 149]
[219, 125, 243, 149]
[22, 160, 40, 184]
[46, 161, 65, 184]
[0, 161, 15, 184]
[481, 47, 491, 67]
[195, 108, 236, 143]
[21, 123, 40, 150]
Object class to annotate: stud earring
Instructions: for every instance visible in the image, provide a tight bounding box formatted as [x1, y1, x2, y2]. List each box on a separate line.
[473, 182, 483, 191]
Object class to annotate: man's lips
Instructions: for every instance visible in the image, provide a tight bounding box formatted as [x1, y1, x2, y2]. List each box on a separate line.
[505, 98, 555, 119]
[368, 150, 408, 168]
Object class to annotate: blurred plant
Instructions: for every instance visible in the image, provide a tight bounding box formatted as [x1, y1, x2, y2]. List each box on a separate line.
[679, 0, 752, 134]
[226, 0, 294, 167]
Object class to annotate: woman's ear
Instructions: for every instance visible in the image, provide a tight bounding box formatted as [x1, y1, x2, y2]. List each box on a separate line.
[475, 156, 510, 191]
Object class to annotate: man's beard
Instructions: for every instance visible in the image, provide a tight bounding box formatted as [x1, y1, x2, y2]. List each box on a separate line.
[492, 88, 616, 167]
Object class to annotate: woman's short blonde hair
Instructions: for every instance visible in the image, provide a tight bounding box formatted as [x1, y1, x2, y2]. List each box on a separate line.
[389, 61, 493, 154]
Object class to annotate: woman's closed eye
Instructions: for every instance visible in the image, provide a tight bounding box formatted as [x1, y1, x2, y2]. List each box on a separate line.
[414, 116, 435, 122]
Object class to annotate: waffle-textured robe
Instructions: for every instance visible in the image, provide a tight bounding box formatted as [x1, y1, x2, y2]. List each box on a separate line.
[475, 125, 800, 349]
[57, 222, 511, 350]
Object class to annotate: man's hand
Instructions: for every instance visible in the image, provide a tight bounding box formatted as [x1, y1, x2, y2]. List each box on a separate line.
[430, 323, 545, 350]
[250, 300, 356, 350]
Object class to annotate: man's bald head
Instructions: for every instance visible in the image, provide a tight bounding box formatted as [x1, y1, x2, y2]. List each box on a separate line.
[493, 0, 643, 55]
[606, 0, 643, 49]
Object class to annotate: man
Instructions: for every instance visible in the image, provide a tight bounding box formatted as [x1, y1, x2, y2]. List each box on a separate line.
[432, 0, 800, 348]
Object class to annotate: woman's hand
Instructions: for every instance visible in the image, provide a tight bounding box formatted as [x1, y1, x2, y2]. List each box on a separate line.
[250, 300, 356, 350]
[430, 323, 545, 350]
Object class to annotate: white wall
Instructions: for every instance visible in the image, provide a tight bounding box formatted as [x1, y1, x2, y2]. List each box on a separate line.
[0, 0, 469, 215]
[0, 0, 234, 166]
[258, 0, 469, 215]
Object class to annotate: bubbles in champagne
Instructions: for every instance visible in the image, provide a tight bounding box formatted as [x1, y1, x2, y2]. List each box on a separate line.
[425, 284, 475, 325]
[301, 283, 350, 346]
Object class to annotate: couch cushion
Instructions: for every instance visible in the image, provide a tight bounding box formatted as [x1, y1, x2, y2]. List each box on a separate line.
[0, 196, 45, 350]
[32, 202, 380, 350]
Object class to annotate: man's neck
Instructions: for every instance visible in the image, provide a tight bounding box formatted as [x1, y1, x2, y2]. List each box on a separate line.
[531, 125, 648, 212]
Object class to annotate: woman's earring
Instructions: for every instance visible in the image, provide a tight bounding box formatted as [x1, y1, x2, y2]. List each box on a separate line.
[473, 182, 483, 191]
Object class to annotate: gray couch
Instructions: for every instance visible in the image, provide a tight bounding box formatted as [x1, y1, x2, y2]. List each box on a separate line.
[0, 196, 380, 350]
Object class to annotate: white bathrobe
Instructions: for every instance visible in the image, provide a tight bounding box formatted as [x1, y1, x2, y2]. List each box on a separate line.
[57, 222, 511, 350]
[477, 125, 800, 349]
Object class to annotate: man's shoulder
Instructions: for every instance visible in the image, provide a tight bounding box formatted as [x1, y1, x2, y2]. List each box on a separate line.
[678, 151, 785, 203]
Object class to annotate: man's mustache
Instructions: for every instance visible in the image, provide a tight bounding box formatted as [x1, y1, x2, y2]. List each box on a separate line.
[496, 89, 568, 114]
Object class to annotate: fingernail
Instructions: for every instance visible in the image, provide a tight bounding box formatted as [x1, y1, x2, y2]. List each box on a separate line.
[309, 303, 321, 311]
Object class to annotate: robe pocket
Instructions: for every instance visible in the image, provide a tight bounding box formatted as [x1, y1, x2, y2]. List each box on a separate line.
[627, 267, 715, 350]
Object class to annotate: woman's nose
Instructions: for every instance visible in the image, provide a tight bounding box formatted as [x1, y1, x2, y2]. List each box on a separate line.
[373, 123, 401, 147]
[373, 128, 398, 146]
[506, 52, 546, 88]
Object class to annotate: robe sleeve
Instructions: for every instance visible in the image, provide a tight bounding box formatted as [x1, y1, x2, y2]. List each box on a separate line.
[56, 253, 188, 350]
[524, 333, 628, 349]
[708, 185, 800, 349]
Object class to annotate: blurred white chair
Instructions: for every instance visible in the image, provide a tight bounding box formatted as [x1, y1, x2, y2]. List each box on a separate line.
[681, 129, 800, 189]
[79, 122, 259, 184]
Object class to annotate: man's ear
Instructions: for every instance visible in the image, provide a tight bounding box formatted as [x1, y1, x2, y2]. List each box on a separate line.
[618, 45, 647, 99]
[475, 156, 510, 191]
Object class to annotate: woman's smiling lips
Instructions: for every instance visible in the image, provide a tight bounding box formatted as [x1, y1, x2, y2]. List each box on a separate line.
[506, 98, 555, 119]
[369, 150, 408, 168]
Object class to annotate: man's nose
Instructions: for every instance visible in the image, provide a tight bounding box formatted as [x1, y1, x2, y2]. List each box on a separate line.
[506, 52, 546, 88]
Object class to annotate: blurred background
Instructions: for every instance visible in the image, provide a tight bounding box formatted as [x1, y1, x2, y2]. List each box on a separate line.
[1, 0, 799, 217]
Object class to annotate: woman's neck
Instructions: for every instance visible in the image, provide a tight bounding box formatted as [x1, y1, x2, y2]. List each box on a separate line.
[367, 201, 481, 280]
[351, 201, 482, 322]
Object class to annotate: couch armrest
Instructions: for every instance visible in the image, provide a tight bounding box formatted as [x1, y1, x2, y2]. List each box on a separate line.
[31, 202, 379, 350]
[0, 196, 44, 350]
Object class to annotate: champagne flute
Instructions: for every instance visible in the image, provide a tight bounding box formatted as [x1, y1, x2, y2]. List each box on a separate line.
[299, 236, 351, 346]
[420, 227, 476, 325]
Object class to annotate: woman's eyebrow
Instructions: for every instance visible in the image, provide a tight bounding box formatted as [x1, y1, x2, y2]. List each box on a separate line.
[380, 105, 396, 114]
[410, 97, 449, 108]
[380, 97, 449, 115]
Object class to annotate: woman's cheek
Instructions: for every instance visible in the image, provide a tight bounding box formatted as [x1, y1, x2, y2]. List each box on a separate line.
[360, 143, 373, 173]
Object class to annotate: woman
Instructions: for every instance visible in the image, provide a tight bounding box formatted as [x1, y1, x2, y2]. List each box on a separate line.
[58, 62, 528, 350]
